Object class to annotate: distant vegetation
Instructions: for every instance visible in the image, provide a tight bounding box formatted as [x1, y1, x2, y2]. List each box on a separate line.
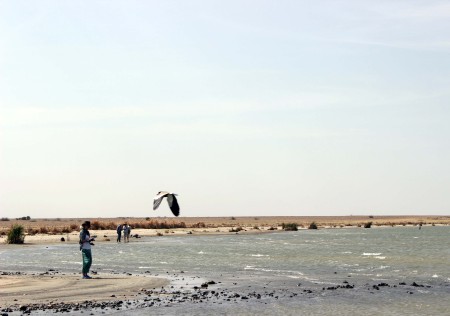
[308, 222, 318, 230]
[1, 217, 10, 221]
[7, 224, 25, 244]
[364, 222, 373, 228]
[16, 216, 31, 220]
[282, 223, 298, 231]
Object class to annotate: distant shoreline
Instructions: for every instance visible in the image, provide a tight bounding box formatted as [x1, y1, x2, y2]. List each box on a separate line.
[1, 215, 449, 245]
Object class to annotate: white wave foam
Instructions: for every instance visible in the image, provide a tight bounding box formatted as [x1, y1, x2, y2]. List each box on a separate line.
[251, 254, 268, 257]
[363, 253, 382, 256]
[244, 266, 303, 275]
[375, 256, 386, 260]
[198, 251, 204, 254]
[432, 274, 438, 278]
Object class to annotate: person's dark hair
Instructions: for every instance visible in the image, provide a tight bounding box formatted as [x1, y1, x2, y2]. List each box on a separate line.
[82, 221, 91, 228]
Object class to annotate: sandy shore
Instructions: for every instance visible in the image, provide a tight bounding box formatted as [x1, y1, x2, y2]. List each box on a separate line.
[0, 273, 168, 307]
[1, 215, 449, 244]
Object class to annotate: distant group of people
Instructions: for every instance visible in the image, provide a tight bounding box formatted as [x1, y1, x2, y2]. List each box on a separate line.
[116, 223, 132, 243]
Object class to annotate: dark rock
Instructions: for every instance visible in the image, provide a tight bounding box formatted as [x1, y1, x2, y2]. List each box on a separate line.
[411, 282, 424, 287]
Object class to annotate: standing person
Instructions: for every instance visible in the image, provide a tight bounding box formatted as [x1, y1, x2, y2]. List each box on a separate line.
[127, 224, 132, 241]
[117, 224, 123, 242]
[79, 221, 94, 279]
[123, 224, 129, 243]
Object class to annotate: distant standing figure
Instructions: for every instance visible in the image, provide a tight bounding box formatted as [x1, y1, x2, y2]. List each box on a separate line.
[79, 221, 94, 279]
[127, 225, 131, 241]
[123, 224, 129, 243]
[117, 224, 123, 242]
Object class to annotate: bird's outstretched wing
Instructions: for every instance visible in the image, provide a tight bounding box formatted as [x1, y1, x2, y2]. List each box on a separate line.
[153, 191, 169, 210]
[166, 194, 180, 217]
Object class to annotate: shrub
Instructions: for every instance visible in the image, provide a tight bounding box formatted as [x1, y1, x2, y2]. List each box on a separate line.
[308, 222, 318, 230]
[364, 222, 372, 228]
[1, 217, 10, 221]
[268, 226, 277, 230]
[61, 226, 71, 233]
[70, 224, 79, 231]
[90, 221, 101, 230]
[191, 222, 206, 228]
[229, 226, 243, 232]
[50, 227, 61, 234]
[231, 217, 236, 220]
[282, 223, 298, 231]
[39, 226, 49, 234]
[129, 220, 187, 229]
[7, 224, 25, 244]
[27, 228, 39, 235]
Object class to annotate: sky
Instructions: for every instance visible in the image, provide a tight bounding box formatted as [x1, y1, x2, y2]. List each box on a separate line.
[1, 0, 449, 218]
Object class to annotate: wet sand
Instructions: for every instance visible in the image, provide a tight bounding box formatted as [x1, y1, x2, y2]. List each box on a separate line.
[0, 272, 168, 309]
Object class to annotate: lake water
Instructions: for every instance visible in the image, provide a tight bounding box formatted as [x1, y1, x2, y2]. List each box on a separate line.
[1, 226, 449, 315]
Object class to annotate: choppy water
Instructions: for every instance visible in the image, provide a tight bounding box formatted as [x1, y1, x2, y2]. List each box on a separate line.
[1, 226, 450, 315]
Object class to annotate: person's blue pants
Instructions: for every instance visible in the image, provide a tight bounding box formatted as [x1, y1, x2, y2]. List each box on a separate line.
[81, 249, 92, 275]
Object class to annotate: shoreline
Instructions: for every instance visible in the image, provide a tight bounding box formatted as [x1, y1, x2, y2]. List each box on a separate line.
[1, 215, 449, 245]
[0, 271, 169, 313]
[1, 224, 449, 245]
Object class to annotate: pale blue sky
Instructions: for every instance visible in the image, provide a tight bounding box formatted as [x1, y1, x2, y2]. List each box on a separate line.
[1, 0, 449, 218]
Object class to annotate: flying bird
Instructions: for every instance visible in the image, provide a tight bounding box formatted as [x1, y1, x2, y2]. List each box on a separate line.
[153, 191, 180, 216]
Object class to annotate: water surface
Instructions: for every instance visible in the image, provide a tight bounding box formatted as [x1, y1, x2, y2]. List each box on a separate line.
[1, 226, 449, 315]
